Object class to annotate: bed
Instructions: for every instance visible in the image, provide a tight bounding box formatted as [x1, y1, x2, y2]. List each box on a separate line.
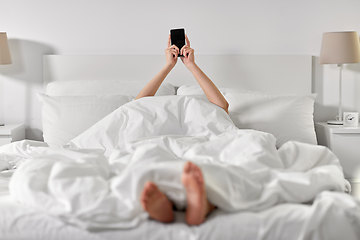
[0, 54, 359, 240]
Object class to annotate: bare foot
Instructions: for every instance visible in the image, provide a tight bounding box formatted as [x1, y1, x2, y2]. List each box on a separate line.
[140, 181, 174, 223]
[182, 161, 216, 225]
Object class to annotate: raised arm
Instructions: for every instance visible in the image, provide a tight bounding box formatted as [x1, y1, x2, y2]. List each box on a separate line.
[135, 36, 179, 100]
[180, 36, 229, 114]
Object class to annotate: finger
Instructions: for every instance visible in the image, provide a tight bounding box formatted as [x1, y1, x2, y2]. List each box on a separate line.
[166, 48, 177, 58]
[180, 45, 188, 55]
[180, 45, 188, 51]
[182, 47, 192, 57]
[188, 51, 193, 59]
[170, 49, 178, 58]
[185, 48, 194, 58]
[166, 48, 175, 54]
[169, 44, 180, 53]
[185, 34, 190, 47]
[180, 46, 185, 56]
[181, 48, 187, 57]
[167, 35, 171, 48]
[170, 49, 178, 56]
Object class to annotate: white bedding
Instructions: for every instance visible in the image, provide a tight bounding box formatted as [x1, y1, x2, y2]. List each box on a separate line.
[1, 95, 360, 239]
[0, 175, 359, 240]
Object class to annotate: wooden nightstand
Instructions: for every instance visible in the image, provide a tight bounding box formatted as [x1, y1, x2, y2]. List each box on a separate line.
[0, 124, 25, 147]
[315, 122, 360, 199]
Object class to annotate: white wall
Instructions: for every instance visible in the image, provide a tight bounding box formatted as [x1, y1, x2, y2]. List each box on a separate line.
[0, 0, 360, 140]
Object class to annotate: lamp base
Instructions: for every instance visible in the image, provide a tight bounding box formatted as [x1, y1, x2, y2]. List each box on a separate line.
[327, 120, 343, 125]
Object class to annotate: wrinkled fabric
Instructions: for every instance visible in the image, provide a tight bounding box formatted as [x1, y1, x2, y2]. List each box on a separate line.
[4, 96, 351, 230]
[70, 95, 236, 157]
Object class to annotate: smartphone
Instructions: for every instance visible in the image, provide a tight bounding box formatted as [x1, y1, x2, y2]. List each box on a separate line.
[170, 28, 185, 57]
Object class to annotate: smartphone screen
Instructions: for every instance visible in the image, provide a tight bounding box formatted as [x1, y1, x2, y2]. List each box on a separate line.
[170, 28, 185, 57]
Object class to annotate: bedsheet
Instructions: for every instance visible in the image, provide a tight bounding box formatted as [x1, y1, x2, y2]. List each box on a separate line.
[1, 171, 359, 240]
[1, 95, 360, 239]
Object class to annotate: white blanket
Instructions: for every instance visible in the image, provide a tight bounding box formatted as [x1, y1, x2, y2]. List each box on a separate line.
[1, 96, 351, 230]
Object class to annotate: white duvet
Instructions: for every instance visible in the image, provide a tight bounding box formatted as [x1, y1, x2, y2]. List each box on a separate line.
[0, 95, 353, 231]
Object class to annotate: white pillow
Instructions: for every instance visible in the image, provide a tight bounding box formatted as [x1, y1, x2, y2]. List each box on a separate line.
[224, 92, 317, 148]
[46, 80, 176, 97]
[177, 84, 255, 96]
[37, 94, 133, 146]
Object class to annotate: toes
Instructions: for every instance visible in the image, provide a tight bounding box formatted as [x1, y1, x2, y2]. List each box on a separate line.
[141, 182, 159, 210]
[182, 162, 206, 192]
[184, 161, 192, 173]
[144, 181, 156, 189]
[186, 162, 203, 182]
[142, 181, 157, 200]
[194, 168, 204, 183]
[146, 183, 156, 193]
[184, 161, 199, 174]
[188, 161, 196, 171]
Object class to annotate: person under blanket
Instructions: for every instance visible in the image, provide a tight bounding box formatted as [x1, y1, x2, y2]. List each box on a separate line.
[135, 35, 228, 225]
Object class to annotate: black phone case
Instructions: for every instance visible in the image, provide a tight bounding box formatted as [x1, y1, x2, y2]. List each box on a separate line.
[170, 28, 185, 57]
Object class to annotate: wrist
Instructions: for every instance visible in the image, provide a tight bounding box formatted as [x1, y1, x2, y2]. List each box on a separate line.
[185, 62, 198, 71]
[164, 62, 175, 70]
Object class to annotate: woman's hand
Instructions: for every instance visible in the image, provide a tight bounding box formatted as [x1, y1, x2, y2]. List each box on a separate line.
[180, 35, 195, 68]
[179, 35, 229, 113]
[165, 35, 179, 68]
[135, 36, 177, 100]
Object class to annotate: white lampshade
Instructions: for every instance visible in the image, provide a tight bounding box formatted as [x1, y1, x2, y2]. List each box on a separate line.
[319, 31, 360, 64]
[0, 32, 12, 65]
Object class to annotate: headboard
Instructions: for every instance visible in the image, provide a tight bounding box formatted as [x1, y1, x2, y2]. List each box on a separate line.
[43, 55, 313, 95]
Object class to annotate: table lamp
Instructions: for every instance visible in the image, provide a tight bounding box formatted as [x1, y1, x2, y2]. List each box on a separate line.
[0, 32, 12, 126]
[319, 31, 360, 125]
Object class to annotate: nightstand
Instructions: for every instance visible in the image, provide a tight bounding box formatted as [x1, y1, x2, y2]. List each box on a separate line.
[315, 122, 360, 199]
[0, 124, 25, 147]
